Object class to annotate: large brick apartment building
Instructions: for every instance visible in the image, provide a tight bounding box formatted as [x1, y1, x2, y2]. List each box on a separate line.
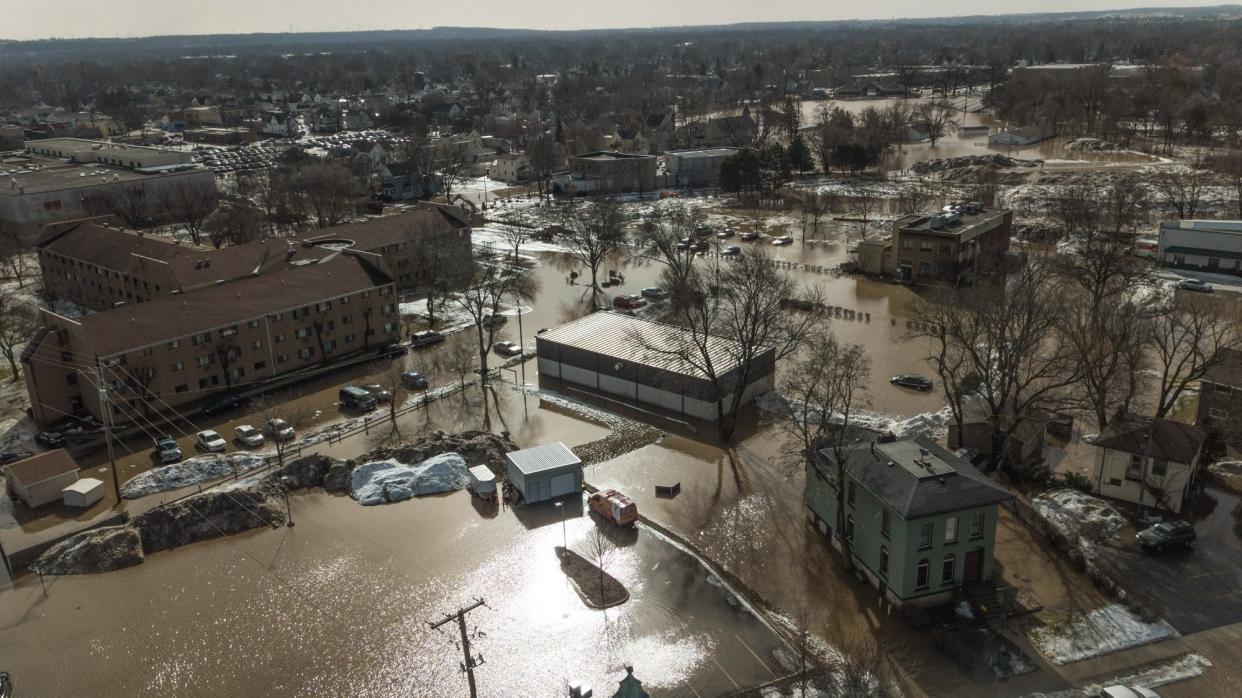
[23, 205, 473, 428]
[888, 206, 1012, 284]
[36, 205, 470, 311]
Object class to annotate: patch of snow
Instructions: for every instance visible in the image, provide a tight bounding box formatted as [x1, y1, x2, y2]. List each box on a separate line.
[120, 453, 267, 498]
[956, 600, 975, 621]
[1032, 489, 1126, 545]
[1019, 653, 1210, 698]
[350, 452, 468, 505]
[1026, 603, 1177, 665]
[754, 391, 953, 439]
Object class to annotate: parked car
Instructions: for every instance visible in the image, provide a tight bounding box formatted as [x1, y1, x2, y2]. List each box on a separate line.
[693, 224, 714, 237]
[891, 374, 934, 391]
[481, 313, 507, 327]
[721, 245, 742, 256]
[1177, 278, 1213, 293]
[154, 435, 182, 464]
[640, 287, 669, 300]
[339, 385, 378, 412]
[202, 393, 249, 416]
[740, 231, 761, 241]
[410, 330, 446, 348]
[400, 371, 429, 390]
[716, 228, 736, 239]
[195, 430, 227, 453]
[771, 235, 794, 246]
[0, 451, 33, 465]
[1098, 686, 1160, 698]
[616, 294, 649, 310]
[267, 418, 296, 442]
[234, 425, 265, 448]
[35, 431, 66, 449]
[690, 240, 710, 252]
[362, 384, 393, 402]
[494, 341, 523, 356]
[380, 343, 408, 357]
[1137, 520, 1196, 552]
[675, 238, 692, 251]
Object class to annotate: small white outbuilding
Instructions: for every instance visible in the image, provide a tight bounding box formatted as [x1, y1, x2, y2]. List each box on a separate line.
[505, 442, 583, 504]
[62, 477, 105, 508]
[467, 465, 497, 501]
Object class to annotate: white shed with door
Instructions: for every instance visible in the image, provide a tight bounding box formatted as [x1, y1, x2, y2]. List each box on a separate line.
[505, 442, 583, 504]
[63, 477, 105, 508]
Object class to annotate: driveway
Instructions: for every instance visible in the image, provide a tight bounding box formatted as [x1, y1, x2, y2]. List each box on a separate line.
[1093, 486, 1242, 635]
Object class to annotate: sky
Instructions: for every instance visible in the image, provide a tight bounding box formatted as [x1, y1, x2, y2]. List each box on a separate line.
[0, 0, 1224, 40]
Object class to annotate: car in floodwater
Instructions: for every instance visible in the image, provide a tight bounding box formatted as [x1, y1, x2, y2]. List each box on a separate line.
[771, 235, 794, 246]
[400, 371, 429, 390]
[410, 329, 446, 348]
[234, 425, 265, 448]
[494, 341, 523, 357]
[195, 430, 228, 453]
[267, 418, 296, 442]
[721, 245, 742, 256]
[362, 384, 393, 402]
[1176, 278, 1213, 293]
[740, 231, 761, 241]
[640, 287, 668, 300]
[154, 435, 183, 464]
[716, 228, 735, 239]
[890, 374, 934, 391]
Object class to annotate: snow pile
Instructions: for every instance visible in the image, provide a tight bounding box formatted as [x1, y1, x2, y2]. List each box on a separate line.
[1209, 460, 1242, 477]
[754, 391, 953, 439]
[956, 601, 975, 621]
[1032, 489, 1126, 545]
[350, 452, 468, 505]
[1026, 604, 1177, 665]
[1020, 653, 1211, 697]
[121, 453, 267, 499]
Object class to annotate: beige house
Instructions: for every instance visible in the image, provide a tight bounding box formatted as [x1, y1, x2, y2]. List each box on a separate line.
[491, 153, 530, 183]
[5, 450, 80, 508]
[1091, 414, 1205, 514]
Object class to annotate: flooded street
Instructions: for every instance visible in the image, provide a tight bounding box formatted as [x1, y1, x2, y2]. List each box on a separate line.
[0, 488, 786, 697]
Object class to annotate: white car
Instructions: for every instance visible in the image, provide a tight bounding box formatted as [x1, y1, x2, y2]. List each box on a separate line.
[266, 418, 296, 442]
[1099, 686, 1160, 698]
[771, 235, 794, 246]
[195, 430, 227, 453]
[494, 341, 523, 356]
[233, 425, 265, 448]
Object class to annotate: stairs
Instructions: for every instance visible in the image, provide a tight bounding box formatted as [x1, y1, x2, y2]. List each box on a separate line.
[965, 581, 1007, 626]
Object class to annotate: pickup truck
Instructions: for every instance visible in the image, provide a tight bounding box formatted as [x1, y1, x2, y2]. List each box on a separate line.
[588, 489, 638, 526]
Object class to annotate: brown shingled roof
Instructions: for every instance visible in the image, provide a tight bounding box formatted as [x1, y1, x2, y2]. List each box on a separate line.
[1095, 413, 1205, 465]
[71, 252, 393, 356]
[5, 449, 79, 486]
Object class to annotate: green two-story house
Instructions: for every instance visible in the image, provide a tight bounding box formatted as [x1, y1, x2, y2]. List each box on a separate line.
[805, 434, 1012, 608]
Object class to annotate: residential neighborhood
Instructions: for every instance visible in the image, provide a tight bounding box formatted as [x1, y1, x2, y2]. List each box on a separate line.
[3, 5, 1242, 698]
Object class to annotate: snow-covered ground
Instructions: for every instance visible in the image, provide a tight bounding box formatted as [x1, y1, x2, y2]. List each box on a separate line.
[1020, 653, 1211, 697]
[1026, 603, 1178, 665]
[120, 453, 267, 499]
[1032, 489, 1126, 550]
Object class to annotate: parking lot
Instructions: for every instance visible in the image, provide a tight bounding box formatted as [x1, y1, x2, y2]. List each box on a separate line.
[1094, 486, 1242, 634]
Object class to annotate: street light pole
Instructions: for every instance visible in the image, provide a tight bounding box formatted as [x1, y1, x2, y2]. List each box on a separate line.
[555, 500, 566, 548]
[280, 475, 295, 527]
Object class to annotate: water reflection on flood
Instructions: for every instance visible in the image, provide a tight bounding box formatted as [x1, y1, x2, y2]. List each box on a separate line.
[0, 488, 785, 697]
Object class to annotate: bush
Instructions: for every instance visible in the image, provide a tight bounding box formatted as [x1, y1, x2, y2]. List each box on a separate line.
[1058, 471, 1094, 493]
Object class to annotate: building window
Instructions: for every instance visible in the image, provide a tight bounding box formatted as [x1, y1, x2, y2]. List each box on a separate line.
[253, 361, 266, 371]
[919, 522, 933, 549]
[847, 481, 856, 507]
[174, 384, 188, 393]
[295, 327, 312, 339]
[172, 361, 184, 372]
[845, 515, 855, 542]
[297, 347, 314, 359]
[251, 340, 262, 350]
[247, 319, 260, 329]
[198, 375, 220, 389]
[195, 355, 212, 368]
[1126, 454, 1143, 480]
[970, 512, 985, 540]
[900, 238, 913, 250]
[945, 516, 958, 544]
[342, 314, 353, 325]
[942, 554, 956, 585]
[276, 353, 289, 364]
[881, 509, 892, 539]
[916, 559, 930, 590]
[879, 545, 889, 578]
[344, 334, 355, 343]
[1109, 477, 1122, 486]
[1152, 459, 1168, 478]
[274, 333, 286, 343]
[220, 325, 238, 338]
[230, 367, 245, 379]
[918, 261, 931, 275]
[939, 242, 952, 254]
[1209, 407, 1228, 420]
[323, 339, 337, 352]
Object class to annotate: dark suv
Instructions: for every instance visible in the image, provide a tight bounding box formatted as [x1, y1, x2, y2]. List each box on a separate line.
[1137, 520, 1196, 552]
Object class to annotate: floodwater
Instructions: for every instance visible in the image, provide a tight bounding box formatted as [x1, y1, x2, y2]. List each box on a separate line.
[0, 489, 787, 697]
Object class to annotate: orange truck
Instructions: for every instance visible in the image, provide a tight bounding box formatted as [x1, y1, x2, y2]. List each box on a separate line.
[588, 489, 638, 526]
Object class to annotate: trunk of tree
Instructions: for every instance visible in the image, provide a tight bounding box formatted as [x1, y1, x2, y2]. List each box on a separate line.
[3, 350, 16, 383]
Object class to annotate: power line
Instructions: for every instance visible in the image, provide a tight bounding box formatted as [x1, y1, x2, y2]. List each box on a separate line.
[429, 598, 488, 698]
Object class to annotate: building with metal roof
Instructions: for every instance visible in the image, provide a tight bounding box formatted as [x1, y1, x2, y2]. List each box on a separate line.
[534, 312, 775, 424]
[1157, 219, 1242, 274]
[505, 442, 582, 504]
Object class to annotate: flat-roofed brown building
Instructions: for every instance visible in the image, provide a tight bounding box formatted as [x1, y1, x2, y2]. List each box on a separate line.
[889, 205, 1012, 284]
[22, 251, 401, 427]
[556, 151, 657, 195]
[36, 205, 471, 311]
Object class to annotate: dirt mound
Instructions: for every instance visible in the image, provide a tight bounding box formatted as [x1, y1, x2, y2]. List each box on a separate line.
[911, 154, 1038, 180]
[364, 430, 518, 478]
[131, 477, 287, 554]
[36, 525, 144, 574]
[1064, 137, 1123, 152]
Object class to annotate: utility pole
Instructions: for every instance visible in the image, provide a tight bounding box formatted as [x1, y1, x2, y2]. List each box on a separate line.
[429, 598, 487, 697]
[95, 355, 122, 508]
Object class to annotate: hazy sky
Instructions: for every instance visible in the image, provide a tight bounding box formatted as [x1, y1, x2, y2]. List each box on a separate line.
[1, 0, 1222, 40]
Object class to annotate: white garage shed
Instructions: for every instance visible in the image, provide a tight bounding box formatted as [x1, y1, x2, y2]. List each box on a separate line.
[505, 442, 583, 505]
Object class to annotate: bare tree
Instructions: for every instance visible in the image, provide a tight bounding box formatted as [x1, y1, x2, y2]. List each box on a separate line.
[801, 191, 833, 242]
[160, 180, 219, 246]
[910, 259, 1081, 470]
[498, 225, 530, 263]
[527, 131, 561, 201]
[584, 527, 618, 607]
[0, 224, 33, 289]
[914, 101, 958, 147]
[204, 198, 265, 248]
[1149, 295, 1242, 417]
[433, 140, 471, 202]
[253, 394, 316, 465]
[0, 292, 36, 381]
[290, 161, 367, 229]
[848, 189, 880, 242]
[561, 197, 627, 296]
[450, 254, 539, 389]
[636, 250, 821, 440]
[628, 204, 701, 307]
[436, 332, 479, 394]
[374, 362, 411, 433]
[780, 332, 871, 570]
[1155, 167, 1209, 219]
[82, 185, 154, 228]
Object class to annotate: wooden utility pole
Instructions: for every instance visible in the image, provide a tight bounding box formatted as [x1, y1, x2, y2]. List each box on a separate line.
[95, 355, 122, 508]
[429, 598, 487, 697]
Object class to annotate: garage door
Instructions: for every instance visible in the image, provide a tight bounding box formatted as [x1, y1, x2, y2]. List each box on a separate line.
[549, 471, 578, 499]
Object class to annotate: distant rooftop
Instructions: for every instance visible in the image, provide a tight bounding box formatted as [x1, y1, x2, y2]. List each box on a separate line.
[896, 206, 1008, 240]
[666, 148, 738, 158]
[1160, 220, 1242, 234]
[574, 150, 654, 161]
[0, 156, 206, 196]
